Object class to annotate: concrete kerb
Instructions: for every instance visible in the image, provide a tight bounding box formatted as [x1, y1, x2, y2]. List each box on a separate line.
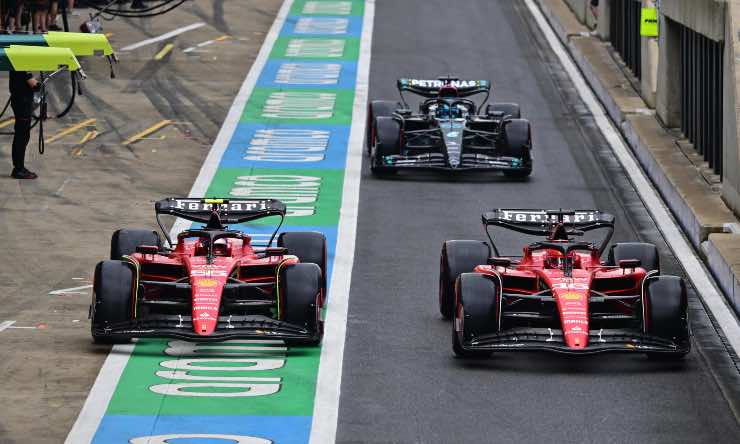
[704, 235, 740, 312]
[536, 0, 740, 315]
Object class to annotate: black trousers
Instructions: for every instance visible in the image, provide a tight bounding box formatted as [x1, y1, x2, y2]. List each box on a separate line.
[10, 97, 32, 170]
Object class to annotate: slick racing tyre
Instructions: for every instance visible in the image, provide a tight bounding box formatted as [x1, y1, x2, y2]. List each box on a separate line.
[486, 102, 521, 119]
[110, 229, 161, 260]
[608, 242, 660, 273]
[439, 240, 491, 319]
[278, 231, 327, 304]
[371, 116, 401, 177]
[642, 275, 690, 360]
[367, 100, 401, 156]
[91, 260, 135, 344]
[502, 119, 532, 179]
[452, 273, 501, 358]
[281, 263, 323, 346]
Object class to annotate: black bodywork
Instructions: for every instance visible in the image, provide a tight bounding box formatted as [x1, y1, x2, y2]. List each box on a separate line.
[369, 77, 532, 175]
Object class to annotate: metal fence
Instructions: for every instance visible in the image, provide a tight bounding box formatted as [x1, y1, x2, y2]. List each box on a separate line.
[680, 23, 724, 177]
[609, 0, 642, 79]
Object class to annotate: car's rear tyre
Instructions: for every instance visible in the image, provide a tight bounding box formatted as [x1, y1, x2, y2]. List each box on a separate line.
[278, 231, 327, 304]
[371, 116, 401, 177]
[453, 273, 500, 358]
[91, 260, 134, 344]
[111, 229, 161, 260]
[502, 119, 532, 179]
[608, 242, 660, 273]
[439, 240, 490, 319]
[367, 100, 401, 156]
[281, 263, 323, 346]
[643, 275, 690, 360]
[486, 102, 521, 119]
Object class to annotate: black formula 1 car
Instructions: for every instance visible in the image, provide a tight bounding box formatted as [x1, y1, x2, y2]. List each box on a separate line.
[439, 209, 691, 359]
[366, 77, 532, 177]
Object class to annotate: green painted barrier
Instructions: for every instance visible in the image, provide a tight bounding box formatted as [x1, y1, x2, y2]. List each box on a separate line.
[0, 45, 81, 72]
[0, 32, 114, 57]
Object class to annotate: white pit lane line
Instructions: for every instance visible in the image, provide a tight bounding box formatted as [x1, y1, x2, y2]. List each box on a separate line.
[524, 0, 740, 355]
[309, 0, 375, 442]
[120, 22, 206, 51]
[0, 320, 16, 332]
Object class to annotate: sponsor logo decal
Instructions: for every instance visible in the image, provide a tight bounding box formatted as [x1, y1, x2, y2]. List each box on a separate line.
[197, 279, 220, 288]
[408, 79, 481, 88]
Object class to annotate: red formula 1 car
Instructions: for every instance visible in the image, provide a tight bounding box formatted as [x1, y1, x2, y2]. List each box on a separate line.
[439, 209, 690, 358]
[90, 198, 326, 344]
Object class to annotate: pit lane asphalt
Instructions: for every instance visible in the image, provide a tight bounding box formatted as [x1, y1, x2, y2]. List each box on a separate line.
[336, 1, 740, 443]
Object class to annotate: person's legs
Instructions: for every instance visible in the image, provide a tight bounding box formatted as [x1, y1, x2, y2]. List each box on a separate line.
[10, 97, 36, 178]
[47, 1, 57, 30]
[14, 1, 24, 31]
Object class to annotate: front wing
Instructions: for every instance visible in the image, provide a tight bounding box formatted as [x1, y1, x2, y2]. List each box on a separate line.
[459, 327, 690, 355]
[93, 314, 320, 343]
[379, 153, 531, 172]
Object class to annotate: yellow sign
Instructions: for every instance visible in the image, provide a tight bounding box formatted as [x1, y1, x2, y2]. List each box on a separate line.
[562, 292, 581, 300]
[641, 8, 659, 37]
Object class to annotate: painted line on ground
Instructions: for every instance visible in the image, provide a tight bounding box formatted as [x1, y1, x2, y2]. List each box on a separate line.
[308, 0, 374, 442]
[525, 0, 740, 355]
[153, 43, 174, 60]
[65, 343, 137, 444]
[45, 118, 96, 144]
[122, 119, 173, 145]
[0, 320, 16, 332]
[183, 35, 230, 53]
[65, 2, 296, 443]
[120, 22, 205, 51]
[49, 285, 93, 295]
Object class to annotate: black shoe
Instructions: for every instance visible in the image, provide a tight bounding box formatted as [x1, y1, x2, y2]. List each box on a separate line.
[11, 167, 38, 179]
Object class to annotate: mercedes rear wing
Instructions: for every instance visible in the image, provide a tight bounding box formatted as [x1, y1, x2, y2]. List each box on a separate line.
[397, 77, 491, 98]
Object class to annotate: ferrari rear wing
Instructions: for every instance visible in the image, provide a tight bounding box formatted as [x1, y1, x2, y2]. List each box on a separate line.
[482, 209, 615, 255]
[397, 77, 491, 98]
[156, 197, 286, 225]
[483, 209, 615, 233]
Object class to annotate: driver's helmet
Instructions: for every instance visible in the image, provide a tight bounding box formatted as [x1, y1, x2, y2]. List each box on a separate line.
[436, 102, 464, 119]
[544, 253, 564, 269]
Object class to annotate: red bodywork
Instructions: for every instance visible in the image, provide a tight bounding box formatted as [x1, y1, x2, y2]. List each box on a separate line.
[474, 247, 646, 350]
[129, 234, 298, 337]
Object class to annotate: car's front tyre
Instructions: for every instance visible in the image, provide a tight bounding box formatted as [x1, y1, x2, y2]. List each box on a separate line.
[439, 240, 491, 319]
[281, 263, 323, 346]
[453, 273, 501, 358]
[278, 231, 327, 304]
[642, 275, 690, 360]
[91, 260, 135, 344]
[371, 116, 401, 177]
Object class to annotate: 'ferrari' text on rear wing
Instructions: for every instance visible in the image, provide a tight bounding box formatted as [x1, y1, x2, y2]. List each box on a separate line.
[483, 209, 615, 226]
[156, 197, 286, 225]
